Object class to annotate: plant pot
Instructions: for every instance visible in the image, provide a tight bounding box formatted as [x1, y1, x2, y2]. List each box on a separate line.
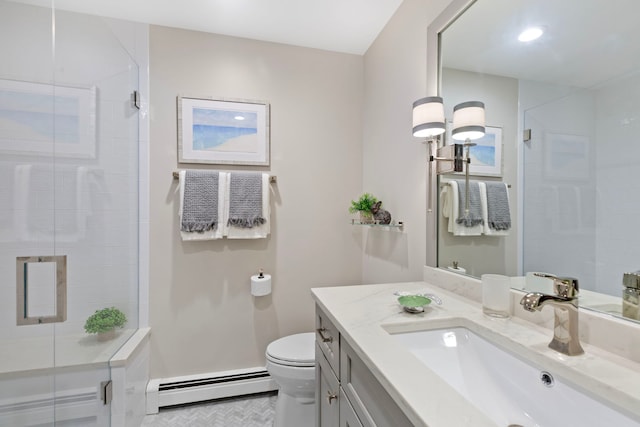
[97, 329, 116, 342]
[359, 212, 374, 224]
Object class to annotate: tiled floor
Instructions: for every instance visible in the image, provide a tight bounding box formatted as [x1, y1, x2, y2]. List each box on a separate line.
[141, 392, 277, 427]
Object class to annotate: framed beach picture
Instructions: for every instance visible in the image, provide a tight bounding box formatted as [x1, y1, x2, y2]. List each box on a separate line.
[467, 125, 502, 177]
[177, 96, 270, 165]
[0, 79, 96, 158]
[446, 124, 503, 177]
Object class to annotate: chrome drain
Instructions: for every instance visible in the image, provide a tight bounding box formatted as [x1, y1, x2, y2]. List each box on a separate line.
[540, 371, 555, 387]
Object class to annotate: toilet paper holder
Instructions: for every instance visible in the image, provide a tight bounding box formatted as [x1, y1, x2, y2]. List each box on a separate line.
[251, 269, 272, 297]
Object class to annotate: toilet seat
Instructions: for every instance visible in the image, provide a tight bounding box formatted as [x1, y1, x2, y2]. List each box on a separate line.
[266, 333, 315, 367]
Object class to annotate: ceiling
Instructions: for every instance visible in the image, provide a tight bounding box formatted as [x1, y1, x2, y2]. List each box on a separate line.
[12, 0, 404, 55]
[442, 0, 640, 88]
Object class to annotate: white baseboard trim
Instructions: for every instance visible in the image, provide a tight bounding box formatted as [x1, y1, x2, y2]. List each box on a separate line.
[146, 367, 277, 414]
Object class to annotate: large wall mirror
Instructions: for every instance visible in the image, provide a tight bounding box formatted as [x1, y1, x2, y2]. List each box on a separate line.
[428, 0, 640, 324]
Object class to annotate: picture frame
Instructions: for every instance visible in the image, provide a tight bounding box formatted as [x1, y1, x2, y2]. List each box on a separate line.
[446, 123, 503, 177]
[0, 79, 97, 158]
[177, 96, 270, 166]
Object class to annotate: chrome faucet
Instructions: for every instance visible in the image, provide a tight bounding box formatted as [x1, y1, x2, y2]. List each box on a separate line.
[520, 273, 584, 356]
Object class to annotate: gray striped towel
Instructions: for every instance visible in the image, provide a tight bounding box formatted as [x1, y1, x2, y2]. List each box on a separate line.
[486, 182, 511, 230]
[228, 172, 265, 228]
[181, 170, 219, 232]
[455, 180, 483, 227]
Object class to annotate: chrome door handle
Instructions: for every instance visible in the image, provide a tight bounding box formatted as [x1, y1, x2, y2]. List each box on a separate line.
[326, 391, 338, 404]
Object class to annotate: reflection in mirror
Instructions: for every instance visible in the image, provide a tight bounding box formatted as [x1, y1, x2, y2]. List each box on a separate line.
[435, 0, 640, 323]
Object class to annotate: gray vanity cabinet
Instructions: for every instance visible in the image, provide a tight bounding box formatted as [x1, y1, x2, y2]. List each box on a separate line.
[317, 343, 340, 426]
[315, 305, 413, 427]
[340, 396, 364, 427]
[340, 339, 413, 427]
[316, 307, 341, 427]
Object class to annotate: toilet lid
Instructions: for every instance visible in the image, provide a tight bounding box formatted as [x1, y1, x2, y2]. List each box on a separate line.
[266, 332, 315, 365]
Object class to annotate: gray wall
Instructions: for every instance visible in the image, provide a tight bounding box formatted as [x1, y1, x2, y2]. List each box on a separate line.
[361, 0, 453, 283]
[147, 0, 467, 379]
[149, 26, 365, 378]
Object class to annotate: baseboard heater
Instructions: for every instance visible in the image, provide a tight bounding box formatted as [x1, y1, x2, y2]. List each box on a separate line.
[146, 367, 277, 414]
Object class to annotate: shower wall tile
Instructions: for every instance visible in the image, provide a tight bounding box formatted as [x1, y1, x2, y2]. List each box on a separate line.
[595, 73, 640, 296]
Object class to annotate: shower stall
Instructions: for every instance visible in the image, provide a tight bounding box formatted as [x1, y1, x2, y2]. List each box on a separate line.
[0, 1, 148, 425]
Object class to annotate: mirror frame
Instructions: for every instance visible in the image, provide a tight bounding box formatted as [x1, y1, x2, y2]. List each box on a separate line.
[425, 0, 477, 268]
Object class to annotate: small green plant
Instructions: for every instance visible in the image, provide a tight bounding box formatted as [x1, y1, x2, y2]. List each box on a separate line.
[349, 193, 379, 215]
[84, 307, 127, 334]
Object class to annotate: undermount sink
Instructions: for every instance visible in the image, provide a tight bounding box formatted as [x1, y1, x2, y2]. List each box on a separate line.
[391, 327, 638, 427]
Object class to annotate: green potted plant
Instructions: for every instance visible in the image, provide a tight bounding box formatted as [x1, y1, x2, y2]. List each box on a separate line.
[349, 193, 378, 224]
[84, 307, 127, 341]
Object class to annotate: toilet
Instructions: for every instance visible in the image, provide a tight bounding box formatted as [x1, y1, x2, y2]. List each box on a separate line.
[265, 333, 316, 427]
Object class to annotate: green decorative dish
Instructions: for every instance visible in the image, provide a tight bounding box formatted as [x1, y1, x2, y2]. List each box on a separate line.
[398, 295, 432, 313]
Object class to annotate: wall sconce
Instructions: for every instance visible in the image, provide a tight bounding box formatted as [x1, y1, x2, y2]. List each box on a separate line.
[413, 98, 485, 213]
[412, 96, 445, 212]
[452, 101, 485, 141]
[412, 96, 446, 138]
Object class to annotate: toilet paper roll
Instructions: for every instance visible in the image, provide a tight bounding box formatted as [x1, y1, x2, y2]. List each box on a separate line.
[251, 274, 272, 296]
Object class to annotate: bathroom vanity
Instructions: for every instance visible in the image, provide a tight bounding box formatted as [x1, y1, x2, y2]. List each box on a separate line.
[315, 306, 413, 427]
[312, 269, 640, 427]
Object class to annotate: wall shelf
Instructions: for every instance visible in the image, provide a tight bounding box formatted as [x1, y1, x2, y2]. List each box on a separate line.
[351, 219, 404, 229]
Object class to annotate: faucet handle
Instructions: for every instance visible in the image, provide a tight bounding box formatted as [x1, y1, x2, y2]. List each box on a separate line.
[533, 273, 579, 298]
[623, 271, 640, 289]
[554, 277, 579, 298]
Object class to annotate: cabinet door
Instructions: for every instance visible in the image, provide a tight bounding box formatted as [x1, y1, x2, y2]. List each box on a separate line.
[316, 306, 340, 377]
[316, 345, 340, 427]
[341, 340, 414, 427]
[340, 394, 364, 427]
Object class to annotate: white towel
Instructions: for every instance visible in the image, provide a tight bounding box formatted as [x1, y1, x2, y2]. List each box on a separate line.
[179, 170, 226, 241]
[479, 182, 510, 236]
[440, 180, 482, 236]
[224, 173, 271, 239]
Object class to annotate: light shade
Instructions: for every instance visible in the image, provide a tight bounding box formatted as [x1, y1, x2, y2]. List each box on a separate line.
[452, 101, 485, 141]
[412, 96, 446, 137]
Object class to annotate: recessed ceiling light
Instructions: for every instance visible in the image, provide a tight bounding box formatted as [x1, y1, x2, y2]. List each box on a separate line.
[234, 115, 245, 120]
[518, 27, 544, 42]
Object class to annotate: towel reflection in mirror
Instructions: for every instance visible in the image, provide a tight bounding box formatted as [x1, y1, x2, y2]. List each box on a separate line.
[441, 180, 511, 236]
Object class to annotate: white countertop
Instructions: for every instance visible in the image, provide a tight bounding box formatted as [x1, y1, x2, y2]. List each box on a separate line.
[311, 280, 640, 427]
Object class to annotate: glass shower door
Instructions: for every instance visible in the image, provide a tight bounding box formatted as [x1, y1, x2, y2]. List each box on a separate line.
[0, 2, 59, 425]
[0, 1, 140, 425]
[50, 7, 140, 427]
[521, 88, 597, 291]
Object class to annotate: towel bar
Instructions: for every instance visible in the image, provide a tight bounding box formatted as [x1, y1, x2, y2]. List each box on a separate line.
[173, 171, 277, 183]
[440, 181, 510, 188]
